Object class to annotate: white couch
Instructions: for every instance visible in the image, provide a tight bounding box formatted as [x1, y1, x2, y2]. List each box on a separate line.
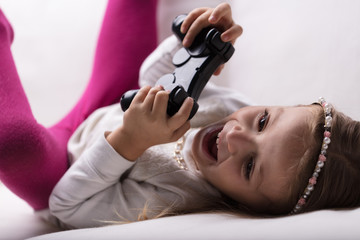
[1, 0, 359, 239]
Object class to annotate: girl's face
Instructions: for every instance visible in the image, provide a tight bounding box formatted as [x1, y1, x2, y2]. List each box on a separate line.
[191, 105, 314, 212]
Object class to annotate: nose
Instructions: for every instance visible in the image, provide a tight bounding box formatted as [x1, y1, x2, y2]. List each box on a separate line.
[226, 124, 253, 154]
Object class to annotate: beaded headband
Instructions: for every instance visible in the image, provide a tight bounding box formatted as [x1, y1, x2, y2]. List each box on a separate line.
[291, 97, 332, 214]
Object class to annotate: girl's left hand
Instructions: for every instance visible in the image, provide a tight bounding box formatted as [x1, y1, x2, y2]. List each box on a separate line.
[107, 86, 193, 161]
[180, 3, 243, 75]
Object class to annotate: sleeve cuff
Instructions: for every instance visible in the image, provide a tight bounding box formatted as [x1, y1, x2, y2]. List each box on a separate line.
[83, 134, 135, 182]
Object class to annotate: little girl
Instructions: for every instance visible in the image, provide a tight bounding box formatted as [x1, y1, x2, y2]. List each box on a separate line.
[1, 1, 360, 230]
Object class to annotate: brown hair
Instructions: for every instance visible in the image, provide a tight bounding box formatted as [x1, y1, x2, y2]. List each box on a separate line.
[153, 105, 360, 217]
[290, 105, 360, 213]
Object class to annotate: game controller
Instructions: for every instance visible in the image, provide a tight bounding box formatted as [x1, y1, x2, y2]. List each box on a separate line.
[120, 14, 235, 119]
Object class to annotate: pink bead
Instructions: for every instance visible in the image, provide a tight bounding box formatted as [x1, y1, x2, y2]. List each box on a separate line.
[324, 131, 331, 138]
[319, 154, 326, 162]
[298, 198, 306, 206]
[309, 177, 317, 185]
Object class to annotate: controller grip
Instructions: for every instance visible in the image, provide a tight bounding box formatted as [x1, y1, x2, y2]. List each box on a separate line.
[120, 88, 198, 120]
[171, 15, 186, 41]
[120, 89, 138, 112]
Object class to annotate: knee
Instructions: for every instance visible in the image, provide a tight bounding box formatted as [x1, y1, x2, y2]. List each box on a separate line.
[0, 117, 48, 170]
[0, 9, 14, 44]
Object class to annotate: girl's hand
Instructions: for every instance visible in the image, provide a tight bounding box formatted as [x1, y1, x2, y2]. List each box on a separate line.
[180, 3, 242, 75]
[106, 86, 193, 161]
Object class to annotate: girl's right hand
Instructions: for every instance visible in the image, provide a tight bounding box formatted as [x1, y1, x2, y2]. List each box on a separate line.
[106, 86, 193, 161]
[180, 3, 242, 75]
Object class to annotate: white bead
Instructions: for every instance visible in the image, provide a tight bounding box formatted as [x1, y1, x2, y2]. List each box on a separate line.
[325, 107, 331, 115]
[325, 116, 332, 127]
[307, 185, 314, 192]
[324, 137, 331, 145]
[326, 115, 332, 120]
[317, 161, 324, 168]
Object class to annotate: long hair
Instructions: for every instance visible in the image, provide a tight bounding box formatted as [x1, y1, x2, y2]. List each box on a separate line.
[290, 106, 360, 213]
[217, 104, 360, 216]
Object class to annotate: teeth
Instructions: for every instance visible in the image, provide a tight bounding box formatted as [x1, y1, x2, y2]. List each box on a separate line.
[216, 132, 220, 148]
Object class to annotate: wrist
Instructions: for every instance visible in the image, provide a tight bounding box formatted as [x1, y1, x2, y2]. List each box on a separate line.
[105, 127, 147, 161]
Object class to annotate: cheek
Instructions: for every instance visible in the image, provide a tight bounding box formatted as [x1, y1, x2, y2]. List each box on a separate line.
[204, 162, 243, 196]
[191, 132, 202, 161]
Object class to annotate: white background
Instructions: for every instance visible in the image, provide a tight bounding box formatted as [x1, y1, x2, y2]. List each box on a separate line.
[1, 0, 359, 127]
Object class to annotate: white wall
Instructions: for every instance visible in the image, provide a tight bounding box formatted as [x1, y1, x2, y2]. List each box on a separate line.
[229, 0, 360, 120]
[0, 0, 359, 126]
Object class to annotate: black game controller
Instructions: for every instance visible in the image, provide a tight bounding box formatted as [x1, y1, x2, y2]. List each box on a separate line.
[120, 14, 235, 119]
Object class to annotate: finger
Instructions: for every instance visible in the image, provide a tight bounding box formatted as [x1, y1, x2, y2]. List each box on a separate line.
[168, 97, 194, 130]
[132, 86, 151, 104]
[208, 2, 232, 25]
[171, 122, 191, 142]
[152, 90, 169, 116]
[143, 86, 163, 110]
[221, 24, 243, 44]
[182, 10, 212, 47]
[181, 7, 208, 34]
[213, 64, 224, 76]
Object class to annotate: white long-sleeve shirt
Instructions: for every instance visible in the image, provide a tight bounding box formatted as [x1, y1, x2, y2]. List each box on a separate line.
[49, 35, 253, 229]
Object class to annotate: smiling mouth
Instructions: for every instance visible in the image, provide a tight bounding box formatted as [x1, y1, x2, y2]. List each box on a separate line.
[203, 126, 223, 162]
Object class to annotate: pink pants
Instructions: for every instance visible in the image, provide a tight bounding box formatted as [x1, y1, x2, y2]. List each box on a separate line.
[0, 0, 157, 210]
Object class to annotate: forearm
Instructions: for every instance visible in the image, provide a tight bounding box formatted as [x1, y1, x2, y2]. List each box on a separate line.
[49, 135, 135, 228]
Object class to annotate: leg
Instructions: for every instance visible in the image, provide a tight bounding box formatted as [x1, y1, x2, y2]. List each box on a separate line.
[0, 9, 67, 210]
[0, 0, 158, 210]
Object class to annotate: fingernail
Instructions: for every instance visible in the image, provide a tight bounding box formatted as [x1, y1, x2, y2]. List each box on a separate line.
[183, 38, 190, 47]
[209, 15, 216, 22]
[221, 34, 229, 42]
[180, 26, 186, 34]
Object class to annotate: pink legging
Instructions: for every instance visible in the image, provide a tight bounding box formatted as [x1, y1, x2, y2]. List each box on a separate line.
[0, 0, 157, 210]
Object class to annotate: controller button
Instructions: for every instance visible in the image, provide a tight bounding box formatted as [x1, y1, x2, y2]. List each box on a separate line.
[211, 32, 226, 51]
[172, 86, 188, 105]
[173, 48, 191, 67]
